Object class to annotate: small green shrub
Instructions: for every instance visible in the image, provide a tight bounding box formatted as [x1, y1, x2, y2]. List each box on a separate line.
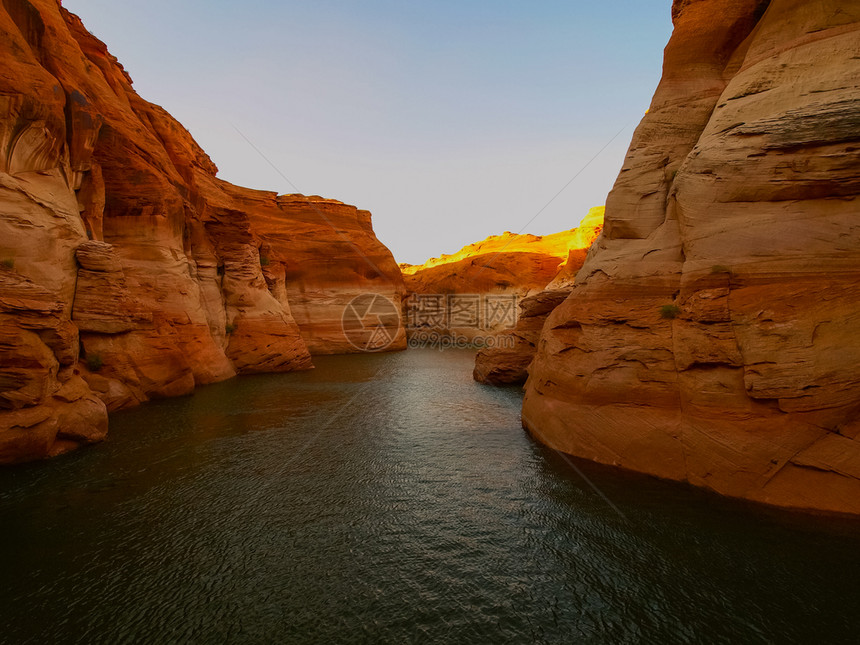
[225, 323, 236, 335]
[659, 304, 681, 320]
[0, 258, 14, 269]
[710, 264, 731, 274]
[259, 256, 271, 267]
[85, 353, 104, 372]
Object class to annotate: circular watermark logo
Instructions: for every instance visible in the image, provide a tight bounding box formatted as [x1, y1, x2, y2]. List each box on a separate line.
[341, 293, 401, 352]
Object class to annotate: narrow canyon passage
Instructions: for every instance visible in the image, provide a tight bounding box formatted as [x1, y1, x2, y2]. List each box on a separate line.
[0, 349, 858, 644]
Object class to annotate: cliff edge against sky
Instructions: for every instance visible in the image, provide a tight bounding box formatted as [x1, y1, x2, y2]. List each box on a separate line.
[523, 0, 860, 515]
[401, 208, 603, 343]
[0, 0, 404, 463]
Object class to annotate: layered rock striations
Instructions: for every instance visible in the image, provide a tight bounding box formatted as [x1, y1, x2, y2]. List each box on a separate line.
[252, 194, 406, 355]
[0, 0, 404, 463]
[403, 209, 603, 341]
[470, 208, 604, 384]
[523, 0, 860, 514]
[473, 289, 571, 386]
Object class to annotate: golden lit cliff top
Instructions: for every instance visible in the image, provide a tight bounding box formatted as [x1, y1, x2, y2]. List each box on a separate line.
[400, 206, 604, 275]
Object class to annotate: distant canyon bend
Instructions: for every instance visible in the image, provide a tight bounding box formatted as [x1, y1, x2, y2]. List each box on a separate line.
[0, 0, 858, 516]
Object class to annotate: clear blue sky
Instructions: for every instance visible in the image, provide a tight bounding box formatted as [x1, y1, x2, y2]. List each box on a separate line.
[63, 0, 673, 264]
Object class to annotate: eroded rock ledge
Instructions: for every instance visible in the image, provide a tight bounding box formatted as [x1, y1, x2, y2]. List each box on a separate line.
[0, 0, 404, 463]
[523, 0, 860, 515]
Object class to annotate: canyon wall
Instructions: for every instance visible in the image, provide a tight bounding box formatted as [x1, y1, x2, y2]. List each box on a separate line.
[523, 0, 860, 514]
[0, 0, 404, 463]
[471, 207, 604, 383]
[403, 209, 603, 342]
[473, 289, 571, 386]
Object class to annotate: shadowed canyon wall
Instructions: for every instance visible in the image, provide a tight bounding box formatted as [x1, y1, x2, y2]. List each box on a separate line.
[471, 207, 605, 385]
[523, 0, 860, 514]
[0, 0, 404, 463]
[473, 288, 572, 386]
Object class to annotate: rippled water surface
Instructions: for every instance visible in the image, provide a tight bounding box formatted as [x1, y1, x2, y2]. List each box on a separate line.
[1, 349, 859, 644]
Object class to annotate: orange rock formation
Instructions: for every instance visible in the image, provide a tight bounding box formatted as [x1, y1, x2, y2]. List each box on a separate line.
[401, 207, 604, 292]
[465, 208, 604, 383]
[473, 289, 571, 386]
[523, 0, 860, 515]
[0, 0, 404, 463]
[402, 209, 603, 340]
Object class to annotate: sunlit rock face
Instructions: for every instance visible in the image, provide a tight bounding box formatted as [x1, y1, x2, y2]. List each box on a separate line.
[471, 208, 605, 384]
[524, 0, 860, 515]
[0, 0, 404, 463]
[402, 209, 604, 342]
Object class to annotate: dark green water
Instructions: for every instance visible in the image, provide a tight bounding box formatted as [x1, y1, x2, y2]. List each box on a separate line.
[1, 349, 858, 644]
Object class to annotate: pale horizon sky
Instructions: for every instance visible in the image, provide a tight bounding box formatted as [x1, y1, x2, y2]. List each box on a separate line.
[63, 0, 674, 264]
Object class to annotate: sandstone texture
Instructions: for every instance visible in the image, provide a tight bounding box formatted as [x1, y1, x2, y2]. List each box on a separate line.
[403, 209, 603, 341]
[473, 289, 571, 385]
[523, 0, 860, 514]
[0, 0, 404, 463]
[261, 194, 405, 355]
[472, 208, 605, 383]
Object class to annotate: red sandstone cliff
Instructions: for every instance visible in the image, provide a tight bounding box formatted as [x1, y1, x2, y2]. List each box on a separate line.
[402, 209, 603, 341]
[523, 0, 860, 515]
[466, 208, 604, 384]
[473, 289, 571, 386]
[265, 195, 406, 354]
[0, 0, 404, 463]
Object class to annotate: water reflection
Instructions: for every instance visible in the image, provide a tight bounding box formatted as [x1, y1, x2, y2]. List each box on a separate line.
[0, 349, 858, 644]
